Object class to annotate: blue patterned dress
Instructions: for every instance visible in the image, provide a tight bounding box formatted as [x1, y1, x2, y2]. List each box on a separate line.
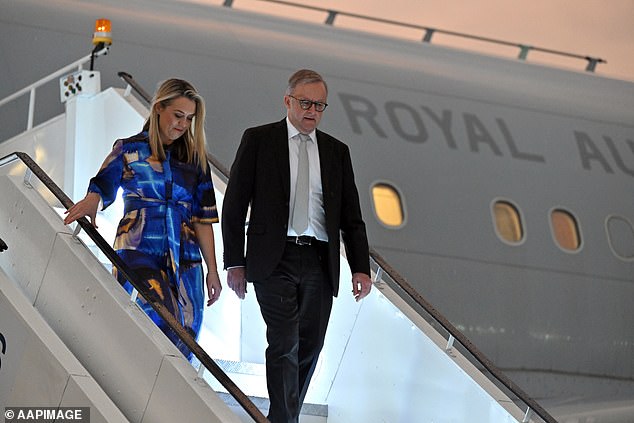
[88, 131, 218, 359]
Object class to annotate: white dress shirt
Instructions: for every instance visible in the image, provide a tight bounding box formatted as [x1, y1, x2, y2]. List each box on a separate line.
[286, 118, 328, 241]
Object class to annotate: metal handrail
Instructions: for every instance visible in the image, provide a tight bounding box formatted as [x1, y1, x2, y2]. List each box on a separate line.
[0, 54, 91, 132]
[370, 251, 557, 423]
[223, 0, 605, 72]
[119, 70, 557, 422]
[0, 44, 110, 135]
[0, 151, 268, 423]
[118, 71, 153, 104]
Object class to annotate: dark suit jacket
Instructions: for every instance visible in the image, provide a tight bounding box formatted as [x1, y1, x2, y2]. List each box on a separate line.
[222, 119, 370, 296]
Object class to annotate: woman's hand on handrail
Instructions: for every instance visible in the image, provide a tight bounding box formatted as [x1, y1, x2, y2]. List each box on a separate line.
[63, 192, 101, 228]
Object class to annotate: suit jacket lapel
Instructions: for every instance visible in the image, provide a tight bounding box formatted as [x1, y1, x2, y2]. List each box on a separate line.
[273, 119, 291, 198]
[317, 130, 333, 203]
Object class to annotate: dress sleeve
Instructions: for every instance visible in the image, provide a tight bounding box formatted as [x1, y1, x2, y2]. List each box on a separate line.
[87, 139, 125, 209]
[191, 163, 219, 224]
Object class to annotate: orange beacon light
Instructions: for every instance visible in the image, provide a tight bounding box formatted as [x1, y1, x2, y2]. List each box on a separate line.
[92, 18, 112, 45]
[90, 18, 111, 70]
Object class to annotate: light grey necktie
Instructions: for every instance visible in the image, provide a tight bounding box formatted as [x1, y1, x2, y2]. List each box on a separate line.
[291, 133, 310, 235]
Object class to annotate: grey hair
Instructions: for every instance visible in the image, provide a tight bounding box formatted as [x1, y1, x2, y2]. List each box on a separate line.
[286, 69, 328, 95]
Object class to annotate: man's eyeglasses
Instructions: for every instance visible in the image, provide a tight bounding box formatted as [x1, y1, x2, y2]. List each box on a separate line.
[288, 95, 328, 112]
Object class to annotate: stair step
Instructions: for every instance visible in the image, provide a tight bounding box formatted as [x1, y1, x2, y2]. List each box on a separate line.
[204, 359, 328, 421]
[216, 392, 328, 419]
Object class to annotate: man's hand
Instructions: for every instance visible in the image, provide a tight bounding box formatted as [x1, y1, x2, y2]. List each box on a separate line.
[352, 272, 372, 302]
[227, 267, 247, 299]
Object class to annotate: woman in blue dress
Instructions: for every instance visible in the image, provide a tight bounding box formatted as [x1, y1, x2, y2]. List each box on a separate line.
[64, 78, 221, 360]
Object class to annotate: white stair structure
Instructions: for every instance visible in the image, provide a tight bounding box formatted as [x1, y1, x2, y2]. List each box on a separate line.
[0, 160, 242, 423]
[0, 267, 129, 423]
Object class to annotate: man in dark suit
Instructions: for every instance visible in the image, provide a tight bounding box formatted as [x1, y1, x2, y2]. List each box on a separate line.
[222, 69, 372, 423]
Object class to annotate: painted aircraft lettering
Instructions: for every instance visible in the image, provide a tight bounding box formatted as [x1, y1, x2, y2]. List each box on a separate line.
[338, 92, 545, 163]
[574, 131, 634, 177]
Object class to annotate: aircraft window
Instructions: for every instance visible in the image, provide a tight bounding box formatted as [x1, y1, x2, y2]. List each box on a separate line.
[550, 209, 581, 251]
[371, 183, 404, 228]
[492, 201, 523, 243]
[606, 215, 634, 260]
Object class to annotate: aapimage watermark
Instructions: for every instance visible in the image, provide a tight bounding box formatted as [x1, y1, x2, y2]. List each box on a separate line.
[4, 407, 89, 422]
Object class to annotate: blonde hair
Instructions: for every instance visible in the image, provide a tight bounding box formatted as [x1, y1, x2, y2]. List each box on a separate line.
[143, 78, 208, 172]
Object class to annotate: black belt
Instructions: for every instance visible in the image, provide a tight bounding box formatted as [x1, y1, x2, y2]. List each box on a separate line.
[287, 236, 323, 246]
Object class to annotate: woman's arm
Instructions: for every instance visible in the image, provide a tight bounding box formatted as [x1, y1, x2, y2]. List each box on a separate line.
[194, 222, 222, 306]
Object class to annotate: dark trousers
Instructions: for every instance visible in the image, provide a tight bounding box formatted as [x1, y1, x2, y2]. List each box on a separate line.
[253, 241, 333, 423]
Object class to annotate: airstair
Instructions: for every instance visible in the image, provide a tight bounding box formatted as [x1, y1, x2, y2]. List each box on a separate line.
[0, 55, 556, 423]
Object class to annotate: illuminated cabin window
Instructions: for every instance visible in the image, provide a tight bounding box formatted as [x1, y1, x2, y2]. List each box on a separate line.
[606, 215, 634, 260]
[371, 183, 404, 227]
[493, 201, 523, 243]
[550, 209, 581, 251]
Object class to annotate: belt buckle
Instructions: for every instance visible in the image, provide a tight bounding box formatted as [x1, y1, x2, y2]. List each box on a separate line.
[296, 236, 311, 246]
